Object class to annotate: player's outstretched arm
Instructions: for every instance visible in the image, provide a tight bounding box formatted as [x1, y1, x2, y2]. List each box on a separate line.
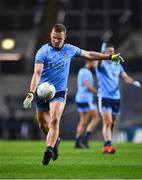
[121, 72, 141, 88]
[80, 50, 124, 64]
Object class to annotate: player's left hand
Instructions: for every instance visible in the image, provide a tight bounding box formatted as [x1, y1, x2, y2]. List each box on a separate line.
[23, 92, 34, 109]
[110, 53, 124, 65]
[132, 81, 141, 88]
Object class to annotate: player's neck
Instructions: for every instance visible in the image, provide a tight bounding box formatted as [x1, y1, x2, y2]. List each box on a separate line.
[49, 42, 64, 51]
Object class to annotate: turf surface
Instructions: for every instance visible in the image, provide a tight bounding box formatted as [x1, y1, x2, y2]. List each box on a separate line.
[0, 140, 142, 179]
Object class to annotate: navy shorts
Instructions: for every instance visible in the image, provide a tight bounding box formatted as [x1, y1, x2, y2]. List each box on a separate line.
[76, 101, 97, 112]
[98, 97, 120, 115]
[36, 91, 67, 110]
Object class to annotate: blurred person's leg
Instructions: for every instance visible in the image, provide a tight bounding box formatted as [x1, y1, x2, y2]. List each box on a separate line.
[98, 97, 116, 153]
[75, 111, 89, 148]
[111, 115, 119, 135]
[111, 99, 120, 135]
[102, 111, 113, 144]
[82, 109, 99, 148]
[102, 112, 120, 154]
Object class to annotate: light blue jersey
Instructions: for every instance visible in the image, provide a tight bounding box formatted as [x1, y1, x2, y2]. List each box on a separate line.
[75, 67, 94, 103]
[35, 43, 81, 92]
[95, 61, 124, 99]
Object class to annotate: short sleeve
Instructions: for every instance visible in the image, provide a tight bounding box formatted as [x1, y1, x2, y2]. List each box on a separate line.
[81, 69, 90, 82]
[119, 64, 125, 74]
[35, 48, 46, 63]
[70, 45, 81, 57]
[74, 46, 81, 56]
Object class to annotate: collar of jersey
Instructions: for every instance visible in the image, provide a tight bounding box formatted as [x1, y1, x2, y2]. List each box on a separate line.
[48, 42, 64, 51]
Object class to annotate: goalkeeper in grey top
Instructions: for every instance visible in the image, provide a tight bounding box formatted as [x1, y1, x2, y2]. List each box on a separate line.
[23, 23, 124, 166]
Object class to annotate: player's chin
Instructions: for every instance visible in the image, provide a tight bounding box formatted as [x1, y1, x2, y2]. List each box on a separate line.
[53, 44, 60, 48]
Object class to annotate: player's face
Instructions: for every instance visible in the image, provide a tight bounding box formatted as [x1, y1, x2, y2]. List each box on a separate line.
[50, 30, 66, 48]
[105, 47, 115, 55]
[88, 61, 94, 68]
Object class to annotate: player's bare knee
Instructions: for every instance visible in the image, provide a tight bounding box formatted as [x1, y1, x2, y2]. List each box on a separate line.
[104, 121, 111, 128]
[50, 117, 59, 129]
[83, 121, 88, 126]
[80, 121, 87, 127]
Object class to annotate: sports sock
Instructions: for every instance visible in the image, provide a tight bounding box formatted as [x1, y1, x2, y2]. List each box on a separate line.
[46, 146, 53, 151]
[83, 131, 91, 142]
[104, 140, 112, 147]
[75, 135, 82, 144]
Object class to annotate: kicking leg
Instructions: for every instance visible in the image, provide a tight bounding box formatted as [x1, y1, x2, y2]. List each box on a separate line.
[44, 101, 65, 164]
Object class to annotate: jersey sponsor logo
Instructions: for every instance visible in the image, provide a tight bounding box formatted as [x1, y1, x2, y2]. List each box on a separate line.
[46, 60, 66, 69]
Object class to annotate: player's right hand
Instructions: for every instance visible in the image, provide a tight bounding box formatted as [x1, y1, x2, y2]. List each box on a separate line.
[132, 81, 141, 88]
[110, 53, 124, 65]
[23, 92, 34, 109]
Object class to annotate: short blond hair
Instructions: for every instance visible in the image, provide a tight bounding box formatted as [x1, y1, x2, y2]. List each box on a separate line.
[52, 23, 67, 34]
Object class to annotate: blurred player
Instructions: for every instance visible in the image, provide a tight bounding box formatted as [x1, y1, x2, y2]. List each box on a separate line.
[95, 43, 141, 154]
[75, 60, 99, 148]
[23, 23, 124, 165]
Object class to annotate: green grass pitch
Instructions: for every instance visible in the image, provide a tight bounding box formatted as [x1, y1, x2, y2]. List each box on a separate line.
[0, 140, 142, 179]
